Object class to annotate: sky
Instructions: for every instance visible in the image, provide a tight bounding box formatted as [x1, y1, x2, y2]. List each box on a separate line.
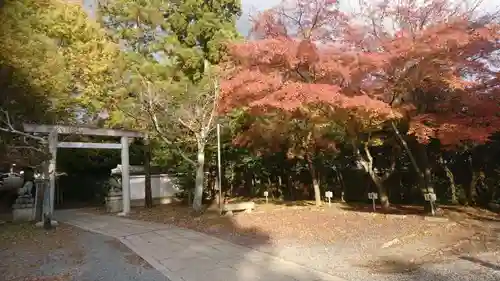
[237, 0, 281, 35]
[82, 0, 281, 34]
[237, 0, 352, 35]
[238, 0, 499, 35]
[83, 0, 499, 35]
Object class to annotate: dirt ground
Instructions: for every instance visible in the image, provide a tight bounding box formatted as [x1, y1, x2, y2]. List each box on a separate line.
[0, 222, 166, 281]
[0, 223, 84, 281]
[90, 200, 500, 269]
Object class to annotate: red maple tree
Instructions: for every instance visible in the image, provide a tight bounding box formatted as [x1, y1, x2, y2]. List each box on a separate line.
[341, 0, 500, 209]
[346, 0, 500, 146]
[220, 0, 500, 208]
[220, 0, 399, 205]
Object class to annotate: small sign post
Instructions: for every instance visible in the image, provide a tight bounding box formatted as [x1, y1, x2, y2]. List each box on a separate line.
[424, 193, 437, 216]
[368, 192, 378, 212]
[325, 191, 333, 206]
[263, 191, 269, 204]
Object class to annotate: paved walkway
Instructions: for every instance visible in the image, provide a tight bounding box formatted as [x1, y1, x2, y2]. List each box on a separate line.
[55, 209, 346, 281]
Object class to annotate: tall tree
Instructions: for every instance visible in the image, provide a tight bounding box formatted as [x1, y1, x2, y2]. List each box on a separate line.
[232, 109, 345, 205]
[221, 0, 398, 207]
[0, 0, 120, 165]
[222, 0, 499, 210]
[344, 0, 500, 207]
[101, 0, 242, 212]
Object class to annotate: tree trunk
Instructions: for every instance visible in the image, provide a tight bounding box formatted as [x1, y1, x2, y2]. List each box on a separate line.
[207, 170, 215, 202]
[413, 141, 436, 212]
[353, 141, 391, 211]
[392, 123, 432, 205]
[144, 136, 153, 208]
[468, 170, 480, 206]
[192, 144, 205, 212]
[336, 168, 346, 202]
[306, 154, 321, 206]
[368, 170, 390, 210]
[284, 162, 294, 201]
[221, 161, 226, 193]
[442, 162, 458, 204]
[339, 170, 345, 202]
[312, 176, 321, 205]
[229, 163, 235, 196]
[465, 153, 479, 206]
[391, 122, 421, 175]
[424, 167, 434, 194]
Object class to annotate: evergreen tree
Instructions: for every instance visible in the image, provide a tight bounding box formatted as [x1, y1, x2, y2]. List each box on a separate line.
[100, 0, 241, 211]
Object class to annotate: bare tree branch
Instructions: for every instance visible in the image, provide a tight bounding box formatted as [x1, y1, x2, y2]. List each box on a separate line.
[0, 108, 47, 143]
[139, 78, 197, 166]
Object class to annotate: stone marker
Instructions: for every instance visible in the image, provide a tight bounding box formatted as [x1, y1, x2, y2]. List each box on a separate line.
[12, 195, 35, 222]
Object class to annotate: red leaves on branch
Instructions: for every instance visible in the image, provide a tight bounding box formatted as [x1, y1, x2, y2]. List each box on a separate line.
[221, 0, 500, 146]
[379, 20, 500, 145]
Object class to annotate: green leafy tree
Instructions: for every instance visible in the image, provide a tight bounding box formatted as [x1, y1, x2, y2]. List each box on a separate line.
[100, 0, 241, 211]
[0, 0, 120, 165]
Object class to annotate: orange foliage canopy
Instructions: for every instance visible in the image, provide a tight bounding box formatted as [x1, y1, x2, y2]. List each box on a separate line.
[220, 0, 500, 146]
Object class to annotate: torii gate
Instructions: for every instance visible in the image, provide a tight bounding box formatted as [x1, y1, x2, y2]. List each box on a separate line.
[22, 124, 151, 221]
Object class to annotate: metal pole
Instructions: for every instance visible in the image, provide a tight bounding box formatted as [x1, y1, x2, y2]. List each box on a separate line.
[217, 123, 222, 211]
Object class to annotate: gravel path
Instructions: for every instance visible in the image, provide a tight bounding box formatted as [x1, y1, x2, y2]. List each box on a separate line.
[259, 242, 500, 281]
[0, 224, 168, 281]
[408, 253, 500, 281]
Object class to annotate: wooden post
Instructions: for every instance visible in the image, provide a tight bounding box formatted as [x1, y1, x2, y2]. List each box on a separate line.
[48, 131, 57, 216]
[144, 135, 152, 208]
[120, 136, 131, 215]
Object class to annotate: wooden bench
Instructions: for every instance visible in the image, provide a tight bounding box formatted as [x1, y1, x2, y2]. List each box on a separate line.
[222, 201, 255, 215]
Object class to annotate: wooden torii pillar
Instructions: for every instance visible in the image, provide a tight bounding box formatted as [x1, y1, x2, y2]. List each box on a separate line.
[23, 124, 148, 221]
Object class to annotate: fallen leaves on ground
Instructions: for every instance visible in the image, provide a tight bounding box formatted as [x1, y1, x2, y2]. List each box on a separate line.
[0, 223, 83, 281]
[86, 202, 500, 267]
[0, 223, 83, 254]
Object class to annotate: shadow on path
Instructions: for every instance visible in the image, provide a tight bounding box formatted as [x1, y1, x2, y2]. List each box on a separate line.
[355, 254, 500, 281]
[459, 256, 500, 271]
[57, 209, 342, 281]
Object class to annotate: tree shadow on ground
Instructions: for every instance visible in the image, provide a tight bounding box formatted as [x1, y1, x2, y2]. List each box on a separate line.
[136, 203, 500, 281]
[338, 202, 500, 223]
[459, 256, 500, 271]
[337, 202, 428, 216]
[120, 203, 273, 247]
[150, 207, 341, 281]
[355, 222, 500, 279]
[65, 202, 500, 281]
[60, 207, 337, 281]
[227, 197, 317, 207]
[357, 255, 500, 281]
[439, 205, 500, 223]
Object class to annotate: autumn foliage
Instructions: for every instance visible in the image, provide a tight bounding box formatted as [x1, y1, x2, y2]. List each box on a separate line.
[221, 0, 500, 147]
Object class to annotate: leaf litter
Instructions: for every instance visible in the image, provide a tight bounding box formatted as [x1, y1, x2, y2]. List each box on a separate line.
[85, 202, 500, 271]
